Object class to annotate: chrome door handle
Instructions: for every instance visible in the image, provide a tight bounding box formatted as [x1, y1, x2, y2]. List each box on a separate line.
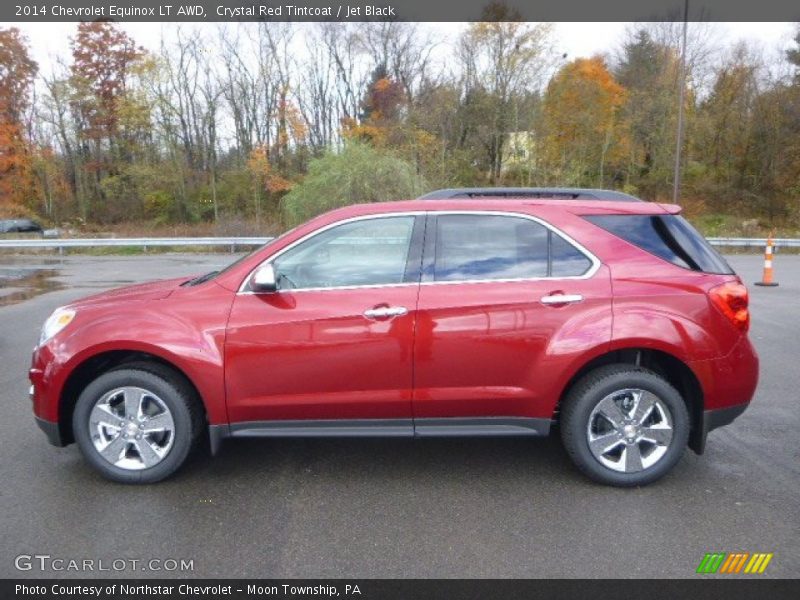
[363, 306, 408, 319]
[540, 294, 584, 305]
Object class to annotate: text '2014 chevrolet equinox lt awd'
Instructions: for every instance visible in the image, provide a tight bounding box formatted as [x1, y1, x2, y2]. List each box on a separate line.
[30, 192, 759, 486]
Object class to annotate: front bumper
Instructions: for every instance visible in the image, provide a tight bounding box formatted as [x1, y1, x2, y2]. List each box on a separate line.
[30, 356, 67, 447]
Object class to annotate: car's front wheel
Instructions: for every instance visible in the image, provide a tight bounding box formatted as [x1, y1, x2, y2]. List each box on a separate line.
[72, 363, 202, 483]
[560, 364, 690, 487]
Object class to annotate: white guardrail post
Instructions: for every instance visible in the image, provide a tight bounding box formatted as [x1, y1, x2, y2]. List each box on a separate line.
[0, 237, 798, 252]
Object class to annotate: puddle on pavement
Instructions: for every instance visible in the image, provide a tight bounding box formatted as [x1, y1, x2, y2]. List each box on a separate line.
[0, 268, 63, 307]
[0, 256, 64, 266]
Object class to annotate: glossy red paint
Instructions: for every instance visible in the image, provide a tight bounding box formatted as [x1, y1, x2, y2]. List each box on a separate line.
[30, 197, 758, 448]
[412, 267, 613, 419]
[224, 286, 417, 421]
[30, 278, 234, 425]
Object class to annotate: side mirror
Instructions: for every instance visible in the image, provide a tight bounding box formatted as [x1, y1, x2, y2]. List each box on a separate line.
[252, 264, 278, 293]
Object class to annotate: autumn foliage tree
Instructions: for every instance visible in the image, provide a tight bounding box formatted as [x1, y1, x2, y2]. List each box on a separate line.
[542, 57, 628, 186]
[344, 66, 406, 146]
[0, 27, 38, 216]
[247, 144, 293, 226]
[69, 21, 149, 220]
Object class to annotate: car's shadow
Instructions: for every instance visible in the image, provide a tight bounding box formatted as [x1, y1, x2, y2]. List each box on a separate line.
[179, 433, 580, 486]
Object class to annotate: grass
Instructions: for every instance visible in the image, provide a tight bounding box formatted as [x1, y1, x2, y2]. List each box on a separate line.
[687, 213, 799, 239]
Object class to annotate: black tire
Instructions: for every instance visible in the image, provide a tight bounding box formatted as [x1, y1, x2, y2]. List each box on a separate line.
[72, 362, 203, 483]
[560, 364, 690, 487]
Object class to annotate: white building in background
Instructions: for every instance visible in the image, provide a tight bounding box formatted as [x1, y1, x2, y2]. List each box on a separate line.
[504, 131, 537, 172]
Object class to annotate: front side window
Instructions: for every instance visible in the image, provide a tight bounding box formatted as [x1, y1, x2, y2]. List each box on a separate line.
[431, 214, 593, 282]
[272, 216, 416, 290]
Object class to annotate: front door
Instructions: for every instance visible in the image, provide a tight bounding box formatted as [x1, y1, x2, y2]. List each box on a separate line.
[225, 214, 423, 430]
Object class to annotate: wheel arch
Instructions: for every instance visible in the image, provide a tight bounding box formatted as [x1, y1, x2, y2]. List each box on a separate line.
[555, 347, 705, 453]
[58, 350, 207, 445]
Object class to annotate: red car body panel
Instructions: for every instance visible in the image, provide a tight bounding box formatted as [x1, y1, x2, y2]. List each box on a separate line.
[412, 267, 613, 419]
[224, 285, 418, 422]
[31, 280, 234, 425]
[29, 198, 759, 451]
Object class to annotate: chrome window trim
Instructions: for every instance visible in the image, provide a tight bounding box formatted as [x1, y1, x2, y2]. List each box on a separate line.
[238, 210, 601, 294]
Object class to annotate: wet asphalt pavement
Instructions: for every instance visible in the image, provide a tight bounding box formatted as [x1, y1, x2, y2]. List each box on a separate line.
[0, 252, 798, 578]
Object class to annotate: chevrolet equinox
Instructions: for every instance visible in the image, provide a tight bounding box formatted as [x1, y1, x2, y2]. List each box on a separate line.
[30, 191, 759, 486]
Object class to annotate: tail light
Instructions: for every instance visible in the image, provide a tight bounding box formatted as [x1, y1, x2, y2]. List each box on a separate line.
[709, 281, 750, 333]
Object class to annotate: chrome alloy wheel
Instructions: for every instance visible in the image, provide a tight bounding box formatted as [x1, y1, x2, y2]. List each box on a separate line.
[89, 386, 175, 470]
[586, 388, 674, 473]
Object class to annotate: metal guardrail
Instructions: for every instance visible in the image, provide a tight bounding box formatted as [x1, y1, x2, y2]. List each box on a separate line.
[0, 237, 274, 254]
[706, 237, 800, 248]
[0, 236, 798, 253]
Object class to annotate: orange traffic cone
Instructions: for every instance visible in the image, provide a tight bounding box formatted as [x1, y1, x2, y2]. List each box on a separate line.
[754, 235, 779, 287]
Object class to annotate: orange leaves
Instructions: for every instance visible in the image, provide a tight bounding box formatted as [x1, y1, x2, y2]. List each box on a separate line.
[0, 27, 37, 212]
[544, 57, 626, 142]
[541, 56, 630, 180]
[281, 99, 308, 147]
[362, 76, 405, 128]
[343, 73, 405, 147]
[0, 121, 35, 211]
[247, 146, 293, 195]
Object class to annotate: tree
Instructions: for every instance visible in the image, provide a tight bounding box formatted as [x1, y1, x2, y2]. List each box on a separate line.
[69, 22, 150, 221]
[357, 22, 436, 104]
[343, 65, 406, 146]
[457, 4, 552, 182]
[694, 45, 760, 194]
[247, 144, 292, 226]
[0, 28, 38, 124]
[70, 22, 146, 143]
[0, 27, 38, 212]
[280, 142, 424, 225]
[541, 57, 628, 186]
[613, 29, 681, 194]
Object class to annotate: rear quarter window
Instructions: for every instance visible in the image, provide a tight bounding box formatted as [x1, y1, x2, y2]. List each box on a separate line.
[585, 214, 733, 275]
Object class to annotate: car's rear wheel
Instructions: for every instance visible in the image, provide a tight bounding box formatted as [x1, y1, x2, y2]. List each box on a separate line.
[72, 363, 202, 483]
[560, 364, 690, 487]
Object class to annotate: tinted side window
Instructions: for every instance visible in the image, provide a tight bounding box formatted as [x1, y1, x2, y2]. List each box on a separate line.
[274, 216, 415, 289]
[585, 215, 733, 275]
[431, 215, 592, 282]
[551, 233, 593, 277]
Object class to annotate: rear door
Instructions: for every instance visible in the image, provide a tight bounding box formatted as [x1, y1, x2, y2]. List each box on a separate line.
[412, 211, 613, 429]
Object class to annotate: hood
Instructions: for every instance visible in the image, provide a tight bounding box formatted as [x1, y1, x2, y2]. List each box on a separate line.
[68, 276, 193, 307]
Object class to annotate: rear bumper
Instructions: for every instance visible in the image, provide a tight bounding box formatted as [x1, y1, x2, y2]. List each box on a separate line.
[705, 402, 749, 432]
[688, 335, 757, 454]
[689, 403, 749, 455]
[35, 416, 65, 447]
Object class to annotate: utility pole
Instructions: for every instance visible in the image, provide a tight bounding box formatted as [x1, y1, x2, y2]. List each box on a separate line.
[673, 0, 689, 203]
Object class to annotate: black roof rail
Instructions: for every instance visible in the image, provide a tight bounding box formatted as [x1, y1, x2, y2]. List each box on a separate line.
[418, 187, 643, 202]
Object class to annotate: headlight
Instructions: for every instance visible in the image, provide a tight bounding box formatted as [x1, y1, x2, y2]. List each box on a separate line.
[39, 307, 76, 345]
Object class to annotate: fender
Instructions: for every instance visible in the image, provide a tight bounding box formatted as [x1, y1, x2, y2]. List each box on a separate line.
[610, 304, 738, 363]
[32, 282, 235, 425]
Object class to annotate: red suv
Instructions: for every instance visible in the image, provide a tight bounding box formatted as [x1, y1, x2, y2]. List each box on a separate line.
[29, 191, 758, 486]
